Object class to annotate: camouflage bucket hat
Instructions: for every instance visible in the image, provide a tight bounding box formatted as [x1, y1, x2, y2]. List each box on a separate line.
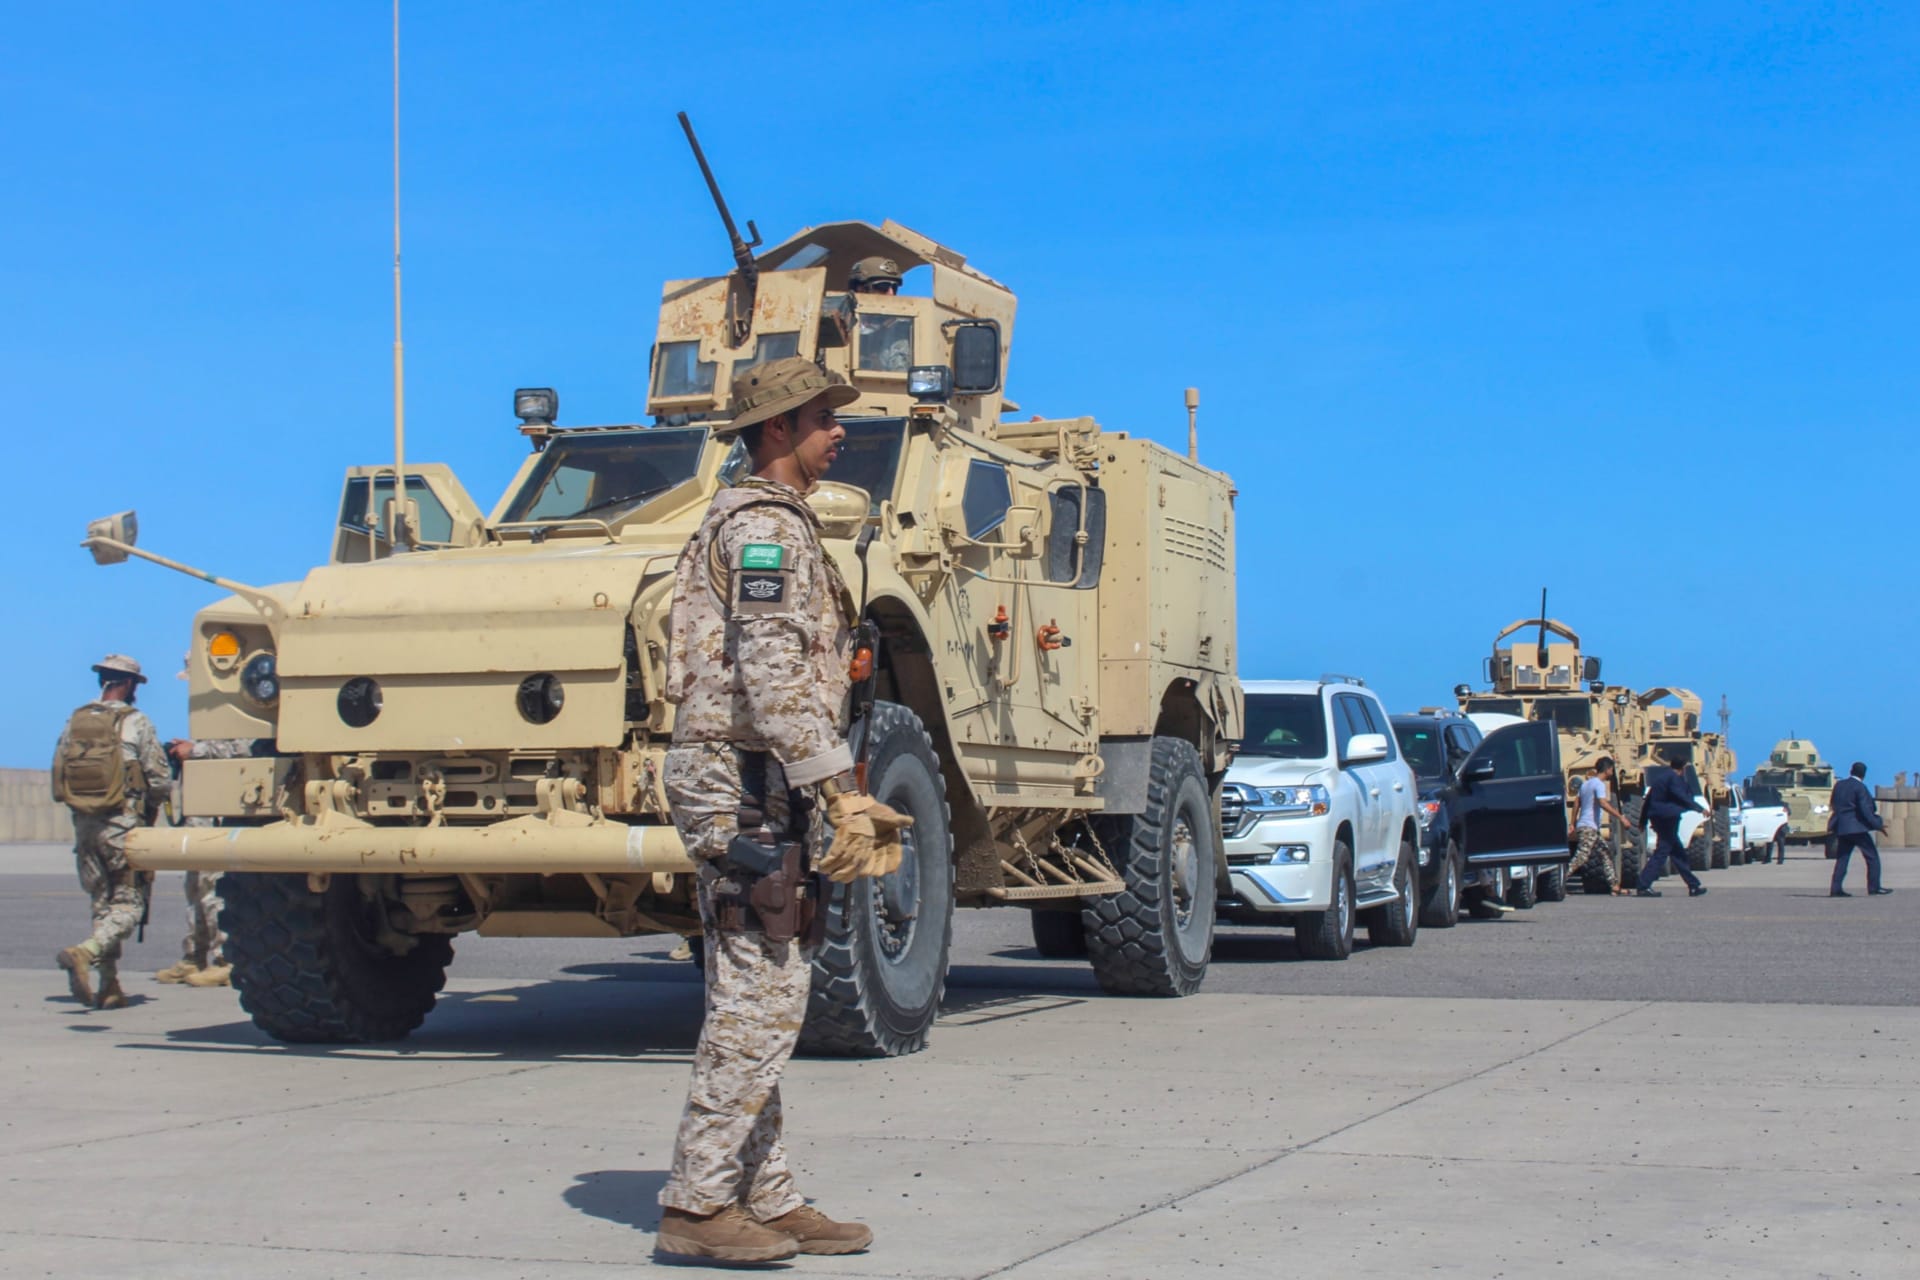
[92, 653, 147, 685]
[721, 356, 859, 436]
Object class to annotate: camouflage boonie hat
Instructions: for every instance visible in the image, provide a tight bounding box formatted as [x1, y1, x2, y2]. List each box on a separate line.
[721, 357, 859, 436]
[92, 653, 147, 685]
[849, 256, 902, 288]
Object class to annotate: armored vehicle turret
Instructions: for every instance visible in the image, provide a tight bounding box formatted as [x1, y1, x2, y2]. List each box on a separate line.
[85, 146, 1242, 1053]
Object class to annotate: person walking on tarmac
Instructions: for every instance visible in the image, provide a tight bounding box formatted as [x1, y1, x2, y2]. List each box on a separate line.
[49, 655, 172, 1009]
[654, 357, 912, 1265]
[1828, 761, 1891, 897]
[1635, 748, 1710, 898]
[1567, 756, 1631, 894]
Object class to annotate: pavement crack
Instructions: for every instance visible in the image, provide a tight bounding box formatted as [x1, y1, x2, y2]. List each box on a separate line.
[973, 1000, 1654, 1279]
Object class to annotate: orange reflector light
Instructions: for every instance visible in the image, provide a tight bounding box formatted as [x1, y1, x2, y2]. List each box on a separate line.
[207, 631, 242, 659]
[849, 647, 874, 682]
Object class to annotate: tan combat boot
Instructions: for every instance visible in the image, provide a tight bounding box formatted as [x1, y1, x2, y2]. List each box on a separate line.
[761, 1204, 874, 1255]
[95, 978, 129, 1010]
[655, 1205, 798, 1263]
[184, 964, 232, 988]
[55, 946, 95, 1007]
[155, 960, 199, 984]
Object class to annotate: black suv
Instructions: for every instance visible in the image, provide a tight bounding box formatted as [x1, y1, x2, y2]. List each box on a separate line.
[1390, 712, 1573, 923]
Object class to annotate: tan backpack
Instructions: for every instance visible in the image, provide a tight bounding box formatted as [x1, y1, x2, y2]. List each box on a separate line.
[53, 704, 133, 815]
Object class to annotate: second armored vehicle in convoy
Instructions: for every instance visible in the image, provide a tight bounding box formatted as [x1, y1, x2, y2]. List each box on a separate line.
[1749, 739, 1836, 842]
[1456, 606, 1648, 893]
[86, 126, 1243, 1055]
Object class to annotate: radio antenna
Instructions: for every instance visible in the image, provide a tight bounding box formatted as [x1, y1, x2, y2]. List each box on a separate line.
[388, 0, 411, 548]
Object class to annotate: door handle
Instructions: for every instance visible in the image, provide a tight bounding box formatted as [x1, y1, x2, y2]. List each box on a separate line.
[1370, 788, 1381, 798]
[1534, 794, 1560, 804]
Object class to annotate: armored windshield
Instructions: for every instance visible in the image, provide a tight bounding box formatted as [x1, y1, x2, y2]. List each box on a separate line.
[719, 417, 907, 514]
[499, 428, 707, 523]
[1238, 694, 1329, 759]
[1531, 697, 1593, 730]
[1465, 697, 1525, 716]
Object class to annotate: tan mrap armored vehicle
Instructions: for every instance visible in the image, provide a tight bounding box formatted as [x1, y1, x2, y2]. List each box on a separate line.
[1632, 688, 1741, 870]
[1455, 608, 1650, 894]
[84, 198, 1242, 1054]
[1749, 738, 1835, 842]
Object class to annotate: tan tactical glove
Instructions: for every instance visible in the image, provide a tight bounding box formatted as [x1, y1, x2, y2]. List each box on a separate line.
[819, 792, 913, 883]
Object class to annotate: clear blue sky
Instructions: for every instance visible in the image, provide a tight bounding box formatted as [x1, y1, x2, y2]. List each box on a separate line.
[3, 2, 1914, 779]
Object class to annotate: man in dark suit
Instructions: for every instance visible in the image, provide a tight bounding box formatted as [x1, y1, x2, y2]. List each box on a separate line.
[1635, 749, 1709, 898]
[1829, 762, 1891, 897]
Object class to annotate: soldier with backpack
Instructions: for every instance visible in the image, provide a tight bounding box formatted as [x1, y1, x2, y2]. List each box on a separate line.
[50, 655, 171, 1010]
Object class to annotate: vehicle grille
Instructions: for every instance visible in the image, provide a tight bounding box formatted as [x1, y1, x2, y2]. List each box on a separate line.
[1219, 783, 1253, 840]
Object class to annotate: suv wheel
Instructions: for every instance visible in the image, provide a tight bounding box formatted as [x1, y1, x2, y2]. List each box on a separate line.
[1419, 839, 1461, 928]
[1365, 837, 1420, 947]
[1506, 868, 1538, 910]
[1295, 841, 1355, 960]
[1538, 862, 1568, 902]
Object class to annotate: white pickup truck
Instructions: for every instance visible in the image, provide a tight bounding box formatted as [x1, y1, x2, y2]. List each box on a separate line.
[1728, 783, 1791, 865]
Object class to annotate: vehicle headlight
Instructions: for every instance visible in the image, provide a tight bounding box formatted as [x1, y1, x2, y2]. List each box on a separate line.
[1416, 800, 1442, 830]
[240, 652, 279, 706]
[1256, 785, 1330, 817]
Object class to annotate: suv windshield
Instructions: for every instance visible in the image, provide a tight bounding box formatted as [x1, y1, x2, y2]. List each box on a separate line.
[1238, 694, 1329, 759]
[1392, 723, 1446, 779]
[499, 428, 707, 523]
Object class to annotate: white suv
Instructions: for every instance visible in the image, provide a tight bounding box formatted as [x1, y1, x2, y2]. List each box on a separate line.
[1217, 678, 1422, 959]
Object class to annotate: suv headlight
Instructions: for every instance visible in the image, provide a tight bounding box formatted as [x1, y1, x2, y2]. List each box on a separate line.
[1416, 800, 1442, 830]
[1253, 784, 1330, 817]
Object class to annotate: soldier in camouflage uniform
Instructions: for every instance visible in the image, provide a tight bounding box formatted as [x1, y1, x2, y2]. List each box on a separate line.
[155, 737, 260, 987]
[51, 655, 171, 1010]
[654, 357, 911, 1265]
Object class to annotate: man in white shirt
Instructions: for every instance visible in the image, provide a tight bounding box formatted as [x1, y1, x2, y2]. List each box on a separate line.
[1567, 757, 1629, 895]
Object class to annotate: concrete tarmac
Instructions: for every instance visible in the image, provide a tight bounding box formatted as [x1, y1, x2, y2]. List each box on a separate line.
[1, 846, 1914, 1277]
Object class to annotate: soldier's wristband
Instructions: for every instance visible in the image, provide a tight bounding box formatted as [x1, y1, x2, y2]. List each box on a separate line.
[785, 743, 853, 788]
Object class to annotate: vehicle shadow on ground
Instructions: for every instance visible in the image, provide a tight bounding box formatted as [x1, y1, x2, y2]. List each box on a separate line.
[565, 1169, 670, 1234]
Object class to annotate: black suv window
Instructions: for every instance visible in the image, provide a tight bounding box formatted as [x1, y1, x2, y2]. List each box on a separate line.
[1240, 694, 1329, 759]
[1395, 723, 1444, 777]
[1444, 724, 1480, 761]
[1477, 724, 1554, 780]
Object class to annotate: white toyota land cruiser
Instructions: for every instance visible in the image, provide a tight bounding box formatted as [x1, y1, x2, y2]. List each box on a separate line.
[1217, 678, 1422, 960]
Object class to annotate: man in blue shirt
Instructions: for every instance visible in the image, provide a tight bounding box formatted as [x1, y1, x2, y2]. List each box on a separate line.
[1635, 749, 1709, 898]
[1828, 761, 1891, 898]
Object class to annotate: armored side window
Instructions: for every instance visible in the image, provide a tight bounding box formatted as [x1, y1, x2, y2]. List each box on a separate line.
[1045, 485, 1107, 587]
[857, 314, 914, 373]
[653, 340, 717, 399]
[340, 475, 455, 545]
[731, 331, 800, 382]
[961, 459, 1012, 540]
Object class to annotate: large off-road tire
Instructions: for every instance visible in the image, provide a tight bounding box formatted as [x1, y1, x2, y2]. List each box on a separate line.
[1420, 839, 1461, 928]
[802, 701, 953, 1058]
[1713, 807, 1733, 868]
[1364, 837, 1420, 947]
[1030, 908, 1089, 959]
[221, 872, 452, 1044]
[1294, 841, 1356, 960]
[1687, 823, 1713, 874]
[1619, 797, 1647, 885]
[1084, 737, 1216, 996]
[1506, 867, 1539, 910]
[1538, 863, 1568, 902]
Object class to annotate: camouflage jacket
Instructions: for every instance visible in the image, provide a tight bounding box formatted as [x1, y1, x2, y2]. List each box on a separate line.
[664, 477, 855, 786]
[51, 698, 171, 817]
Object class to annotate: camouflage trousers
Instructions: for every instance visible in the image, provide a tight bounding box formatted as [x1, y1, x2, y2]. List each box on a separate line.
[72, 813, 150, 984]
[1567, 826, 1617, 888]
[181, 870, 226, 967]
[658, 742, 815, 1221]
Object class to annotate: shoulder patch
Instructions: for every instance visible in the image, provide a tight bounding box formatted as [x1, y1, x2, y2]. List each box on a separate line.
[740, 543, 785, 571]
[736, 572, 788, 609]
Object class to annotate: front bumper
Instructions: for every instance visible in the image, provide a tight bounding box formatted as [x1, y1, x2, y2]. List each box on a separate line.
[126, 814, 697, 875]
[1222, 814, 1332, 913]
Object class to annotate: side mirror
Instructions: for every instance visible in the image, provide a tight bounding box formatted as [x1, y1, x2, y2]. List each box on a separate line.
[1459, 757, 1497, 786]
[806, 482, 872, 541]
[1583, 656, 1602, 681]
[950, 321, 1001, 394]
[84, 510, 138, 564]
[1344, 733, 1390, 764]
[1002, 504, 1041, 557]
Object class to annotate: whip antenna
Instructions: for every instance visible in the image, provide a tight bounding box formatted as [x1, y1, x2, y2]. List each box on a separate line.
[388, 0, 411, 548]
